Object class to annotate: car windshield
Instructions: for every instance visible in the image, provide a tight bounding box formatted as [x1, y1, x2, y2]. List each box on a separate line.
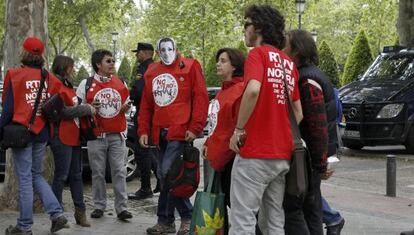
[361, 53, 414, 82]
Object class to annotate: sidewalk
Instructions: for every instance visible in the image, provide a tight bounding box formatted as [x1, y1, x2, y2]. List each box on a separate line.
[2, 145, 414, 234]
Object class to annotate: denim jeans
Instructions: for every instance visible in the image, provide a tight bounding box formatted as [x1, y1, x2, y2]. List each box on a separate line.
[156, 130, 192, 224]
[12, 142, 63, 231]
[50, 135, 85, 209]
[321, 196, 343, 226]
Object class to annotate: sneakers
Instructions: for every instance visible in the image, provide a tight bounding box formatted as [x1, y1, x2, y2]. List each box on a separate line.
[128, 188, 153, 200]
[91, 209, 104, 218]
[326, 218, 345, 235]
[117, 210, 133, 221]
[5, 226, 32, 235]
[50, 215, 68, 233]
[177, 220, 191, 235]
[146, 222, 176, 235]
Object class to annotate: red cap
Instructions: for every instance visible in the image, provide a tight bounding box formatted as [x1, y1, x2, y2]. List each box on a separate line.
[23, 37, 44, 55]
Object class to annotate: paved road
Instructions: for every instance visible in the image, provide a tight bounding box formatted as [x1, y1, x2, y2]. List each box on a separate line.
[0, 141, 414, 234]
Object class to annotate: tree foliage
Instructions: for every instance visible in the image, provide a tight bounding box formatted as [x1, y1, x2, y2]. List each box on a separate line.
[74, 65, 90, 86]
[205, 54, 220, 87]
[318, 41, 339, 87]
[117, 57, 132, 84]
[341, 30, 373, 86]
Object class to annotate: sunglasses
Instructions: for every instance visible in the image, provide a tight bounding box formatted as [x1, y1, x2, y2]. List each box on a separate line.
[105, 59, 115, 64]
[244, 22, 253, 29]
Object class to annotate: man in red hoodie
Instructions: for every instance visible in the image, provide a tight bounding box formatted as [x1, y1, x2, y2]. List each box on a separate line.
[138, 37, 208, 235]
[229, 5, 303, 235]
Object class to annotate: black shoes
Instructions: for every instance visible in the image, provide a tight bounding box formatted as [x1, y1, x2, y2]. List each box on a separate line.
[50, 215, 68, 233]
[128, 188, 153, 200]
[5, 226, 32, 235]
[117, 210, 133, 221]
[326, 218, 345, 235]
[90, 209, 104, 218]
[153, 183, 161, 194]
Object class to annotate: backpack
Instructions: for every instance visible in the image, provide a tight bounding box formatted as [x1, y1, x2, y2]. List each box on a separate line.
[166, 144, 200, 198]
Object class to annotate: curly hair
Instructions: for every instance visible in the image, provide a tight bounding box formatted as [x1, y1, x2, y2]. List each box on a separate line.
[20, 50, 44, 67]
[245, 4, 285, 49]
[91, 49, 112, 73]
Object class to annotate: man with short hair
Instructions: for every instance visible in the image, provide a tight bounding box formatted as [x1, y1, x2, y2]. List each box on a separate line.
[128, 42, 160, 200]
[229, 5, 303, 235]
[139, 37, 208, 235]
[76, 49, 132, 221]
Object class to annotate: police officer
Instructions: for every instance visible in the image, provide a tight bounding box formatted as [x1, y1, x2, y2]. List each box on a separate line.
[128, 42, 160, 200]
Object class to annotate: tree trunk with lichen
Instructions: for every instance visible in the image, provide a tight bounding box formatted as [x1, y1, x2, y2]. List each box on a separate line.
[397, 0, 414, 47]
[0, 0, 55, 212]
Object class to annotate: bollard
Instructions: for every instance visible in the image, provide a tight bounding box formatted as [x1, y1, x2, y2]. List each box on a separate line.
[386, 154, 396, 197]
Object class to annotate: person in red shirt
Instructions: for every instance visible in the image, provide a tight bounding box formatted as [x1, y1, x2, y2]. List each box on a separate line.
[0, 37, 68, 235]
[228, 5, 303, 234]
[138, 37, 209, 235]
[202, 47, 245, 234]
[76, 49, 132, 221]
[50, 55, 95, 227]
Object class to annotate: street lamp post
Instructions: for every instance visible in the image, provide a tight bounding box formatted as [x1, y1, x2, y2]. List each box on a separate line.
[111, 31, 119, 59]
[311, 29, 318, 43]
[295, 0, 305, 29]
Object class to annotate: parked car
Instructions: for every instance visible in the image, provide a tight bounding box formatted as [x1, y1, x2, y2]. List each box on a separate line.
[339, 45, 414, 152]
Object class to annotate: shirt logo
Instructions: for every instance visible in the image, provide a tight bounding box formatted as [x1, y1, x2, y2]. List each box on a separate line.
[152, 73, 179, 107]
[93, 88, 122, 118]
[207, 99, 220, 136]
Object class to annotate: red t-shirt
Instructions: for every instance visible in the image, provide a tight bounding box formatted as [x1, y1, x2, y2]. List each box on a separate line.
[240, 45, 300, 160]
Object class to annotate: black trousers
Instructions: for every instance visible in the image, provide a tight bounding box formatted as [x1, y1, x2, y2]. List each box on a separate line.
[135, 145, 158, 190]
[283, 172, 323, 235]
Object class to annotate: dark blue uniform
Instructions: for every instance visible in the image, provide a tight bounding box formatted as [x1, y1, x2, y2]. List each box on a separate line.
[129, 58, 160, 198]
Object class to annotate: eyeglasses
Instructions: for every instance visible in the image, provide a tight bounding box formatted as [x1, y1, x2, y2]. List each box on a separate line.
[105, 59, 115, 64]
[244, 22, 253, 29]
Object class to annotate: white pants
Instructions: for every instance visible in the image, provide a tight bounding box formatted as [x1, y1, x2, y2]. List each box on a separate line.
[229, 155, 290, 235]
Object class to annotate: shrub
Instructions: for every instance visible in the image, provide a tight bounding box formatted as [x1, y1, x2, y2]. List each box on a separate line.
[319, 41, 340, 87]
[341, 29, 373, 86]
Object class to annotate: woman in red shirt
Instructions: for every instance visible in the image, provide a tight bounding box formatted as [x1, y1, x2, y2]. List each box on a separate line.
[50, 55, 96, 227]
[203, 48, 245, 234]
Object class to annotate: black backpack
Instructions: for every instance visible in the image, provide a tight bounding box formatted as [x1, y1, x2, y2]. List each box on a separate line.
[166, 144, 200, 198]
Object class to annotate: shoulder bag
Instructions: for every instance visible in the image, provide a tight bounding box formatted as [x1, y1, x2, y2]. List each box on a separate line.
[1, 68, 47, 149]
[281, 64, 310, 196]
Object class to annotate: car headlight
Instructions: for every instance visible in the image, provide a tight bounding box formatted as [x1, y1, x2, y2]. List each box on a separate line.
[376, 103, 404, 119]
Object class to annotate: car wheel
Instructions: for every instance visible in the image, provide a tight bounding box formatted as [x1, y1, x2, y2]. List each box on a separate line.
[405, 126, 414, 154]
[125, 141, 139, 182]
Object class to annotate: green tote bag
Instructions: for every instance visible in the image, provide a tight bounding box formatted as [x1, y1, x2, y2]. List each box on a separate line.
[189, 171, 225, 235]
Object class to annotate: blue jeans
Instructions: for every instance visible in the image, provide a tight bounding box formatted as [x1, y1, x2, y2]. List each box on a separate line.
[321, 196, 343, 226]
[156, 131, 192, 224]
[12, 142, 63, 231]
[50, 135, 85, 209]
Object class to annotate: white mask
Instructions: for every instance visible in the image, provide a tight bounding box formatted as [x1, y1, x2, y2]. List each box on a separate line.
[157, 37, 177, 66]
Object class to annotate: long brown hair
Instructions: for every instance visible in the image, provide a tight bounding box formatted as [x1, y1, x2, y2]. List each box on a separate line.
[285, 29, 319, 67]
[52, 55, 75, 78]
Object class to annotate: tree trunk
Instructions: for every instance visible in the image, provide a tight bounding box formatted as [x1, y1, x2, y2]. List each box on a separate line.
[397, 0, 414, 47]
[0, 0, 55, 212]
[78, 14, 96, 53]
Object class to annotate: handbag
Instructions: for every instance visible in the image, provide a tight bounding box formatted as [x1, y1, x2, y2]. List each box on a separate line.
[281, 65, 309, 196]
[189, 171, 225, 235]
[1, 68, 47, 149]
[41, 93, 64, 122]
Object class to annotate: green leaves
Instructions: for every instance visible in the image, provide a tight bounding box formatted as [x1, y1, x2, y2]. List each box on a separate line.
[117, 57, 132, 85]
[319, 41, 339, 87]
[341, 30, 373, 86]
